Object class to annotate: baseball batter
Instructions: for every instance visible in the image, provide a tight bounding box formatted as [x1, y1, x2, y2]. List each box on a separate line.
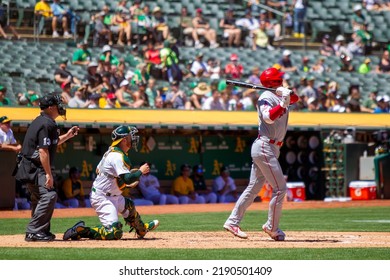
[224, 67, 298, 241]
[63, 125, 159, 240]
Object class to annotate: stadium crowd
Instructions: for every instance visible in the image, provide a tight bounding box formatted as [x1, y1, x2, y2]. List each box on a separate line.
[0, 0, 389, 113]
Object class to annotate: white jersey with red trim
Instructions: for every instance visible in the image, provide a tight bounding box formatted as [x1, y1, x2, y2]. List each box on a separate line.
[257, 90, 289, 142]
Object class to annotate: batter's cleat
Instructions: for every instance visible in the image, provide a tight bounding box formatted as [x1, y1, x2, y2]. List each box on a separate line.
[262, 224, 286, 241]
[63, 221, 86, 240]
[223, 224, 248, 239]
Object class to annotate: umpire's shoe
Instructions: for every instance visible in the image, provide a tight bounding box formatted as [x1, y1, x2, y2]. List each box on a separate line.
[25, 232, 55, 242]
[63, 221, 86, 240]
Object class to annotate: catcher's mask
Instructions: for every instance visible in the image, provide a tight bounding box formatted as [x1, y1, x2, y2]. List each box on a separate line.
[111, 125, 140, 150]
[39, 93, 67, 119]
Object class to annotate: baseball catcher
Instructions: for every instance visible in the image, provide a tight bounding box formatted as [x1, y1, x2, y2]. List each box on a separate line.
[224, 67, 298, 241]
[63, 125, 159, 240]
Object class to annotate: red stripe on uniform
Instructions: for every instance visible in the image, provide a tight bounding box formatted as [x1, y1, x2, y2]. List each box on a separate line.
[261, 141, 279, 231]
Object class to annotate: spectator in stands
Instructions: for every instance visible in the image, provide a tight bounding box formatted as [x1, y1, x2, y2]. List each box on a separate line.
[300, 76, 319, 102]
[72, 40, 92, 66]
[259, 9, 283, 42]
[93, 11, 113, 46]
[328, 94, 347, 113]
[144, 40, 162, 79]
[376, 50, 390, 73]
[145, 78, 159, 108]
[252, 20, 274, 50]
[84, 61, 103, 92]
[347, 34, 364, 57]
[219, 9, 241, 47]
[60, 81, 72, 104]
[212, 166, 238, 203]
[224, 53, 244, 79]
[373, 95, 390, 113]
[154, 95, 164, 109]
[190, 52, 209, 78]
[299, 56, 311, 72]
[351, 4, 366, 32]
[180, 7, 194, 46]
[363, 88, 378, 111]
[239, 89, 257, 111]
[339, 54, 355, 72]
[165, 81, 191, 110]
[112, 8, 132, 46]
[248, 66, 261, 85]
[246, 0, 261, 13]
[333, 35, 351, 58]
[310, 57, 328, 74]
[34, 0, 64, 38]
[278, 49, 297, 73]
[160, 40, 182, 83]
[358, 57, 372, 74]
[190, 164, 217, 203]
[303, 97, 319, 112]
[0, 116, 21, 153]
[0, 84, 12, 107]
[292, 0, 307, 38]
[319, 34, 335, 57]
[87, 93, 101, 108]
[99, 45, 120, 66]
[202, 89, 224, 110]
[0, 6, 20, 40]
[138, 162, 179, 205]
[129, 0, 143, 16]
[50, 0, 74, 38]
[151, 6, 169, 45]
[346, 85, 372, 113]
[235, 9, 259, 48]
[171, 164, 206, 204]
[17, 91, 41, 107]
[207, 58, 222, 80]
[60, 167, 90, 208]
[54, 58, 80, 86]
[114, 79, 133, 107]
[192, 8, 219, 49]
[132, 62, 150, 85]
[284, 7, 294, 36]
[102, 92, 121, 108]
[362, 0, 383, 11]
[190, 82, 211, 110]
[355, 22, 373, 55]
[68, 86, 91, 108]
[133, 82, 148, 108]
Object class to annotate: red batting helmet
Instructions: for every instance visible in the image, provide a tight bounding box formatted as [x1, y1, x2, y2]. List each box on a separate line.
[260, 67, 284, 88]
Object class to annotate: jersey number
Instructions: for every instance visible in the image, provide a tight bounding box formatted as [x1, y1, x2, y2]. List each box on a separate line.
[43, 137, 51, 146]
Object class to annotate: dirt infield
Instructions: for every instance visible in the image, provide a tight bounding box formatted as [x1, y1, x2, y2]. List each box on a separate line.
[1, 200, 390, 249]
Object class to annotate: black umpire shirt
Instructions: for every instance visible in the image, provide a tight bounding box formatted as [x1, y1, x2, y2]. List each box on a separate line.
[21, 112, 60, 167]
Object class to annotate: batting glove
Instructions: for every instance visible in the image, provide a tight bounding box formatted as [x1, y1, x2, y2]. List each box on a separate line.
[277, 87, 292, 108]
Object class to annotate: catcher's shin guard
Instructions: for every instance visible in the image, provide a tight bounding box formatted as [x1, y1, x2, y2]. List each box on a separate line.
[123, 198, 148, 238]
[88, 222, 124, 240]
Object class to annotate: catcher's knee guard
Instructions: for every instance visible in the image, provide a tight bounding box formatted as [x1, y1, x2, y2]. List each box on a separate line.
[123, 197, 147, 238]
[88, 222, 124, 240]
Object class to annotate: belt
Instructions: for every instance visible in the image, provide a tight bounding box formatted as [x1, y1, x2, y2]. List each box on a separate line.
[257, 134, 283, 147]
[92, 187, 118, 197]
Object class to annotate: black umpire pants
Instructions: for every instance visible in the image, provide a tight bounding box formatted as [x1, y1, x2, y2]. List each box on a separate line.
[26, 171, 58, 235]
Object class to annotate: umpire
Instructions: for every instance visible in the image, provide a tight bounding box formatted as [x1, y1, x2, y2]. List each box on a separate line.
[15, 93, 79, 242]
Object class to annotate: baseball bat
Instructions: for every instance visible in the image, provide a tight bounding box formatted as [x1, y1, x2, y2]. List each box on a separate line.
[226, 79, 276, 92]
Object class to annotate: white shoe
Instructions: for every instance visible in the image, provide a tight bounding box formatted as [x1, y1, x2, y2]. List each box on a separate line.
[195, 42, 204, 49]
[64, 31, 72, 38]
[52, 31, 59, 38]
[262, 224, 285, 241]
[223, 224, 248, 239]
[210, 42, 219, 48]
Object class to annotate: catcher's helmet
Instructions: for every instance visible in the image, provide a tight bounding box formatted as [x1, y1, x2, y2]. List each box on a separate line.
[260, 67, 284, 88]
[111, 125, 140, 150]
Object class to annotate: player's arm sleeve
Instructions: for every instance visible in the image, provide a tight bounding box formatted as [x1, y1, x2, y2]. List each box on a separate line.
[258, 99, 285, 124]
[118, 170, 142, 185]
[290, 93, 299, 104]
[229, 178, 237, 191]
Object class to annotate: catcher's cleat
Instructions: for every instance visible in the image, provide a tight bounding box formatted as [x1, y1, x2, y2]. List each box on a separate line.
[223, 224, 248, 239]
[63, 221, 86, 240]
[262, 224, 285, 241]
[135, 220, 160, 239]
